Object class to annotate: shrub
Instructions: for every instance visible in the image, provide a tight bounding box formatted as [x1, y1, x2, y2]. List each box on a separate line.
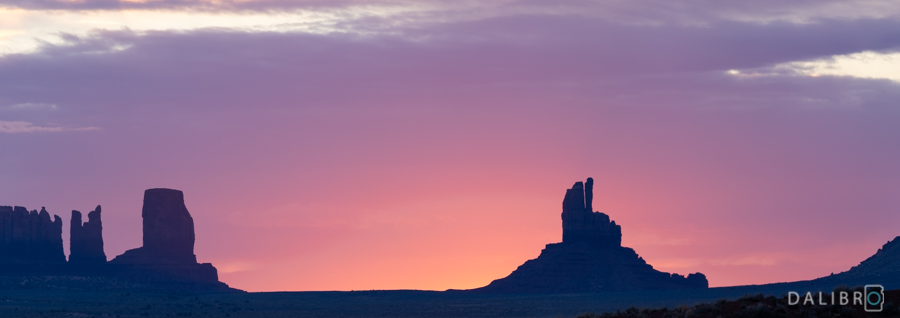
[738, 293, 765, 302]
[735, 303, 775, 318]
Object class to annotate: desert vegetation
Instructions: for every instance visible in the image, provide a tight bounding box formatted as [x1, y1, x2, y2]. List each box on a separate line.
[578, 287, 900, 318]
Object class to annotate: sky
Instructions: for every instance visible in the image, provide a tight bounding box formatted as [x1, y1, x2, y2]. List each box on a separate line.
[0, 0, 899, 292]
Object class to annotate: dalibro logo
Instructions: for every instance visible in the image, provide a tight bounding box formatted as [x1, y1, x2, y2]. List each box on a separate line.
[787, 285, 884, 312]
[865, 285, 885, 312]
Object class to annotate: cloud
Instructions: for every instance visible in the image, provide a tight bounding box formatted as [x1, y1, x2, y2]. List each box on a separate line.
[710, 255, 782, 266]
[650, 258, 703, 269]
[0, 120, 100, 133]
[724, 50, 900, 84]
[3, 15, 898, 97]
[777, 51, 900, 83]
[211, 259, 259, 274]
[4, 102, 58, 110]
[0, 16, 895, 140]
[2, 0, 900, 25]
[2, 1, 900, 56]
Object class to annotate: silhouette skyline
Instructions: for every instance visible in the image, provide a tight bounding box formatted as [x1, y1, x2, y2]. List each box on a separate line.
[1, 0, 898, 293]
[0, 189, 233, 291]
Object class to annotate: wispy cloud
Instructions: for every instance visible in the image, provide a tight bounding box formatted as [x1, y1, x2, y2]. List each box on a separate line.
[2, 1, 900, 57]
[4, 102, 58, 110]
[780, 51, 900, 83]
[725, 50, 900, 84]
[0, 120, 100, 133]
[710, 255, 784, 267]
[3, 0, 900, 23]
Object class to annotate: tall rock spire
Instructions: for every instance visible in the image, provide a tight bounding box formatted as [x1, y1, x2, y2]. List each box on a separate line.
[584, 177, 594, 212]
[69, 205, 107, 265]
[561, 178, 621, 247]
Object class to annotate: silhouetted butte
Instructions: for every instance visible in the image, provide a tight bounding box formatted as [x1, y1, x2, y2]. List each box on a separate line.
[109, 188, 226, 288]
[111, 189, 197, 264]
[474, 178, 708, 293]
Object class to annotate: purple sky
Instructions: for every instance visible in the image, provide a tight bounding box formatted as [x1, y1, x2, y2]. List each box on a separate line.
[0, 0, 899, 292]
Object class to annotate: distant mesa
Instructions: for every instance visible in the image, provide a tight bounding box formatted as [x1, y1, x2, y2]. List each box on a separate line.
[0, 206, 66, 265]
[109, 188, 223, 287]
[0, 188, 235, 291]
[473, 178, 708, 293]
[111, 188, 198, 264]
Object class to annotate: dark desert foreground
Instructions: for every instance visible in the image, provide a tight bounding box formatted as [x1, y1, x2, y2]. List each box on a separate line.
[0, 281, 896, 318]
[0, 287, 787, 318]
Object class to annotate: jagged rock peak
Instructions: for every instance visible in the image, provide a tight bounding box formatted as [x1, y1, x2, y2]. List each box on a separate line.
[69, 205, 106, 265]
[561, 177, 622, 247]
[0, 205, 65, 264]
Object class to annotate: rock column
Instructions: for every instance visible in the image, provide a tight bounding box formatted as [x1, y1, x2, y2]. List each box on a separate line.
[70, 205, 107, 265]
[0, 206, 65, 264]
[561, 178, 622, 247]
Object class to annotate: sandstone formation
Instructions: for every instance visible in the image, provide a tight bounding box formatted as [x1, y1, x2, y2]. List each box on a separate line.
[109, 188, 225, 288]
[69, 205, 107, 265]
[111, 189, 197, 263]
[0, 206, 66, 264]
[0, 189, 233, 291]
[474, 178, 708, 293]
[561, 178, 622, 247]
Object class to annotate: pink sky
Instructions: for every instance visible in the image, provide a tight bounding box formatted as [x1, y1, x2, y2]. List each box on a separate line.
[0, 0, 899, 292]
